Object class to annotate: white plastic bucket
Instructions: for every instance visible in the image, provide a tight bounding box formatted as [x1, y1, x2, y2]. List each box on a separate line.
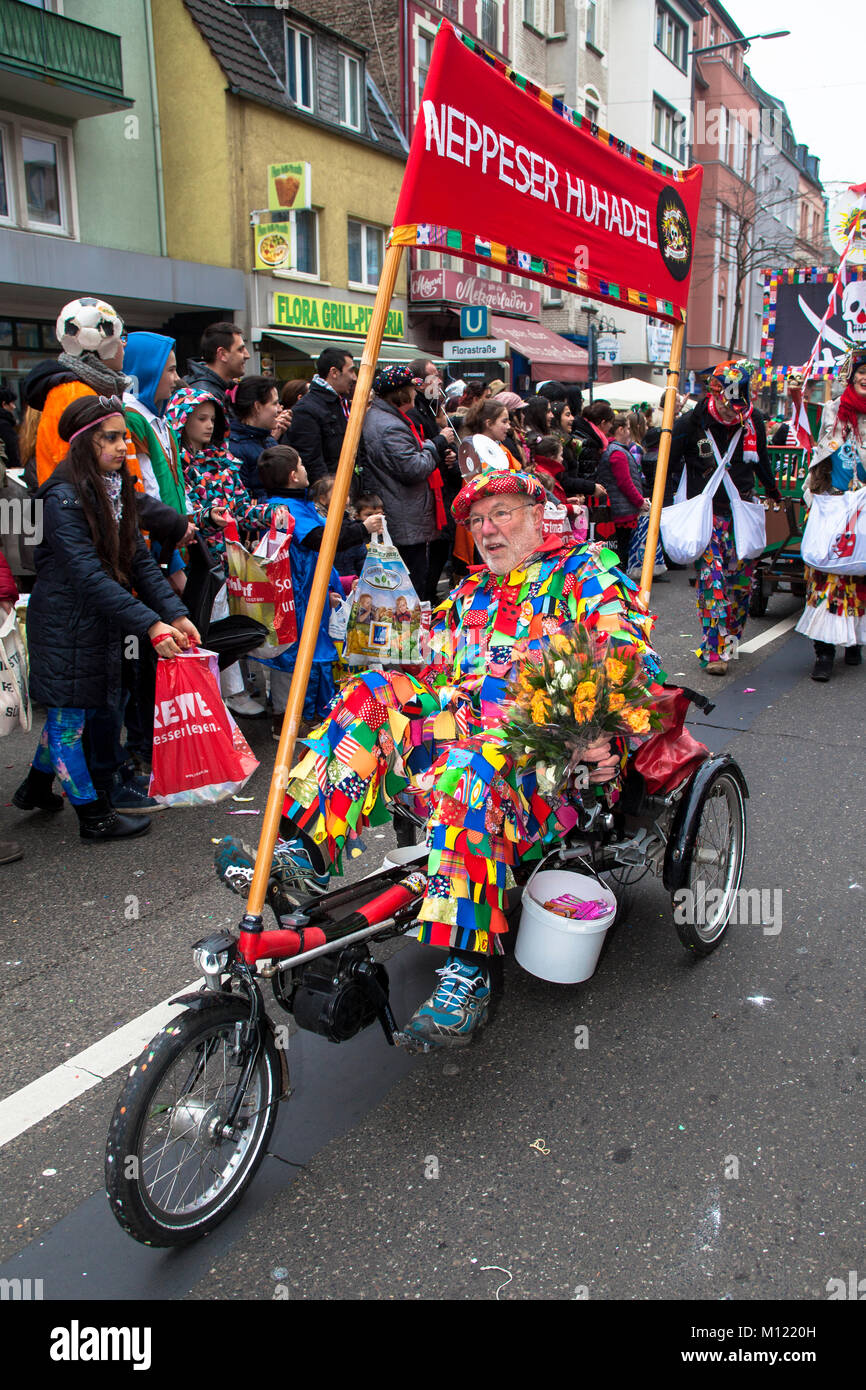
[381, 842, 428, 871]
[515, 869, 617, 984]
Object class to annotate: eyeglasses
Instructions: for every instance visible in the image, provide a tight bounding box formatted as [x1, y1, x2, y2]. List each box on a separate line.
[96, 395, 125, 412]
[466, 502, 533, 534]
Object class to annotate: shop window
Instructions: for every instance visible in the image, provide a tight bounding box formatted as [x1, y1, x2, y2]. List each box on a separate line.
[339, 53, 361, 131]
[0, 114, 74, 236]
[286, 25, 313, 113]
[348, 219, 384, 288]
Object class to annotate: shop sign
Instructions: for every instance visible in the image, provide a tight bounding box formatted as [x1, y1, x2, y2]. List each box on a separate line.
[443, 339, 507, 360]
[646, 319, 674, 363]
[272, 292, 404, 340]
[410, 268, 540, 320]
[268, 161, 311, 211]
[596, 332, 621, 365]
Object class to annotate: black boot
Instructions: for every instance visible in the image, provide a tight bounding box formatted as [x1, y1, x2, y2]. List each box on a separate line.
[811, 641, 835, 682]
[844, 645, 862, 666]
[12, 767, 64, 812]
[73, 793, 151, 841]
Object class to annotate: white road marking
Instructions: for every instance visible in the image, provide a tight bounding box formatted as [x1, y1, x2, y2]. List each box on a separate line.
[0, 981, 199, 1149]
[737, 615, 798, 654]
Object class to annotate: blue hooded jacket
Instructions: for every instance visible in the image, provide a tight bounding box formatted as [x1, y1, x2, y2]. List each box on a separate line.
[124, 333, 175, 418]
[266, 491, 340, 665]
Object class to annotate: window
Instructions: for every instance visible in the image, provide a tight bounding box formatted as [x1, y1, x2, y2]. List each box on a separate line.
[0, 115, 74, 236]
[655, 4, 687, 71]
[480, 0, 500, 50]
[523, 0, 536, 25]
[416, 27, 436, 112]
[652, 98, 685, 161]
[716, 294, 727, 344]
[586, 0, 598, 48]
[338, 53, 361, 131]
[293, 209, 318, 276]
[286, 25, 313, 112]
[348, 219, 384, 287]
[550, 0, 565, 33]
[585, 101, 599, 125]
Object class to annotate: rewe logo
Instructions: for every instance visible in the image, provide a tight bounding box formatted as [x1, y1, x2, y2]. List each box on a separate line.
[153, 691, 213, 730]
[50, 1321, 152, 1369]
[826, 1270, 866, 1299]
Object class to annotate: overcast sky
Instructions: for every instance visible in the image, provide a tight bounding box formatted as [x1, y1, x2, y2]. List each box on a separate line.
[723, 0, 863, 185]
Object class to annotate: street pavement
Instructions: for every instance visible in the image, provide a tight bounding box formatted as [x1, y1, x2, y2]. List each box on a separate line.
[1, 567, 864, 1303]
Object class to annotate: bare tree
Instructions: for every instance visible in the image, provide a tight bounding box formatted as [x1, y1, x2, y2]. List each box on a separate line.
[695, 178, 817, 356]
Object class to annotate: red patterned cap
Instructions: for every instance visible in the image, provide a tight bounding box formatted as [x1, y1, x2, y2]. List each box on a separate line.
[452, 468, 546, 523]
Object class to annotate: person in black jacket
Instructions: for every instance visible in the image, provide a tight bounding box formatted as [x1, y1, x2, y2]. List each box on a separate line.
[0, 388, 20, 469]
[668, 361, 782, 674]
[227, 375, 291, 498]
[286, 346, 357, 486]
[13, 397, 200, 841]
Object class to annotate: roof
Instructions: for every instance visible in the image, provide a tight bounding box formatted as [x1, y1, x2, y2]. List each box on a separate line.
[183, 0, 406, 158]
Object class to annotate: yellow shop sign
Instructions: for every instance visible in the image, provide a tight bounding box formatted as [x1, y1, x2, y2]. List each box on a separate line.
[272, 292, 404, 340]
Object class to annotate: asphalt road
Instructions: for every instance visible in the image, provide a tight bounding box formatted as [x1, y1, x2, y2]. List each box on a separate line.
[1, 568, 864, 1305]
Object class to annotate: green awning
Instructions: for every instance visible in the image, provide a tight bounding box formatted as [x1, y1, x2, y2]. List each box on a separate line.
[261, 329, 443, 365]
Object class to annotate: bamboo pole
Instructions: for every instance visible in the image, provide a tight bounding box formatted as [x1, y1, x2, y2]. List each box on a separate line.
[243, 243, 405, 923]
[639, 318, 685, 608]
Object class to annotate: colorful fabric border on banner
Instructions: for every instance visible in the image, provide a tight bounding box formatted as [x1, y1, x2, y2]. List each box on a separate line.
[389, 22, 702, 325]
[759, 264, 866, 384]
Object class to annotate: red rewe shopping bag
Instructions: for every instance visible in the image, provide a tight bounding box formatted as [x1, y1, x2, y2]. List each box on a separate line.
[225, 520, 297, 647]
[149, 647, 259, 806]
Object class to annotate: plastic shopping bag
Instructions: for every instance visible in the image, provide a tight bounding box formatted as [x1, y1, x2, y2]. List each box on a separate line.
[627, 514, 667, 580]
[225, 520, 297, 650]
[0, 606, 31, 737]
[344, 523, 430, 667]
[801, 489, 866, 575]
[149, 647, 259, 806]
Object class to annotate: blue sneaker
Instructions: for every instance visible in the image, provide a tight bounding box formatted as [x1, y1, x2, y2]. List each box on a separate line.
[214, 835, 330, 902]
[398, 954, 491, 1052]
[110, 772, 164, 814]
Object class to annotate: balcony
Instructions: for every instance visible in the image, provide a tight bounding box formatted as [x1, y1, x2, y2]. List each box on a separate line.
[0, 0, 130, 118]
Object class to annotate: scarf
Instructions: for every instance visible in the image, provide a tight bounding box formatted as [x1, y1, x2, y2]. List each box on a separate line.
[836, 384, 866, 434]
[103, 470, 124, 525]
[313, 373, 350, 420]
[707, 394, 757, 462]
[58, 351, 130, 396]
[401, 408, 447, 529]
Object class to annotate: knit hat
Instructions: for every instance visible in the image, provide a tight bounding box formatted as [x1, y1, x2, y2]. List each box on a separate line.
[452, 467, 546, 523]
[707, 359, 754, 412]
[495, 391, 526, 412]
[373, 364, 415, 395]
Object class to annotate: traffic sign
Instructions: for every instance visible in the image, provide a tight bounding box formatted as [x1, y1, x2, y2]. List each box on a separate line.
[459, 306, 491, 337]
[443, 339, 507, 361]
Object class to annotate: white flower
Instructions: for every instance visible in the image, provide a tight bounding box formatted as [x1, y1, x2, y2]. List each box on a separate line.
[559, 673, 575, 691]
[553, 660, 566, 676]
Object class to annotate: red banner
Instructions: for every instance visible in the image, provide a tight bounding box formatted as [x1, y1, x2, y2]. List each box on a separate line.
[390, 23, 703, 324]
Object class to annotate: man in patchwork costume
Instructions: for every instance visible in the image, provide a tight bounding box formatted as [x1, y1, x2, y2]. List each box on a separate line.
[217, 468, 658, 1049]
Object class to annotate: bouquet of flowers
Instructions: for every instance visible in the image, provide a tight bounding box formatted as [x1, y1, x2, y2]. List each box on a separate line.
[504, 622, 661, 797]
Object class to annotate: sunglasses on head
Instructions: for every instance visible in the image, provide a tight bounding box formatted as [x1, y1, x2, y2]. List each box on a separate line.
[96, 395, 125, 413]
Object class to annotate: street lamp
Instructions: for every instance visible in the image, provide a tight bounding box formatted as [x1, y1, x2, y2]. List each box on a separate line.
[690, 30, 790, 59]
[580, 301, 599, 403]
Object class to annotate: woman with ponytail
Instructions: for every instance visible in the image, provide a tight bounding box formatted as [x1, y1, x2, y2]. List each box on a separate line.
[14, 396, 199, 841]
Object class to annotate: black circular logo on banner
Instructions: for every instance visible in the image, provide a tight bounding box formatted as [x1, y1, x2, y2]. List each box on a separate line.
[656, 186, 693, 282]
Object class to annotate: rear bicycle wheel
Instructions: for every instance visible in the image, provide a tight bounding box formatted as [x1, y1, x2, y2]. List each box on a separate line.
[673, 767, 746, 954]
[105, 998, 281, 1247]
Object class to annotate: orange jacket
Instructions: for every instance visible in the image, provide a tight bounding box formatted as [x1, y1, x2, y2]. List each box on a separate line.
[36, 382, 143, 489]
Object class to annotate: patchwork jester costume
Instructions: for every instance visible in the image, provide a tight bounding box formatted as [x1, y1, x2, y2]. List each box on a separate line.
[283, 513, 658, 956]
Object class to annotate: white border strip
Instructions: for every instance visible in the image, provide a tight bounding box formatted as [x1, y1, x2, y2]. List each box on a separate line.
[737, 615, 798, 655]
[0, 982, 199, 1149]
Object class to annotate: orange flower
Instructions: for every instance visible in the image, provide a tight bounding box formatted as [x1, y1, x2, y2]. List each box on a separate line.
[549, 633, 573, 655]
[576, 680, 597, 702]
[573, 696, 595, 723]
[624, 707, 651, 734]
[605, 657, 628, 685]
[530, 691, 551, 725]
[608, 692, 626, 711]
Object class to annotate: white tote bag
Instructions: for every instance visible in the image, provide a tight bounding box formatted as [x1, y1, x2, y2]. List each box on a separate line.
[0, 606, 32, 737]
[660, 458, 727, 564]
[719, 470, 767, 560]
[801, 489, 866, 576]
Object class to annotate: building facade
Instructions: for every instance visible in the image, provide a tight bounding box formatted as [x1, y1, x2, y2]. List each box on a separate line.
[0, 0, 243, 396]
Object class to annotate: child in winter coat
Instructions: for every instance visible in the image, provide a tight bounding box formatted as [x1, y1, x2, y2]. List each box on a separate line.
[15, 395, 199, 841]
[257, 446, 383, 738]
[592, 408, 650, 572]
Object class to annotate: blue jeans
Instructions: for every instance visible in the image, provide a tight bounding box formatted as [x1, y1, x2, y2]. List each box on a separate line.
[33, 708, 99, 805]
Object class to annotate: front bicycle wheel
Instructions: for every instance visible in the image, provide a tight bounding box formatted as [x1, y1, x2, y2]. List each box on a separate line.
[105, 998, 281, 1247]
[674, 767, 746, 954]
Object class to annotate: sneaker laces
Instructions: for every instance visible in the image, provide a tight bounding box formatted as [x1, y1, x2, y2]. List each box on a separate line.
[432, 959, 485, 1012]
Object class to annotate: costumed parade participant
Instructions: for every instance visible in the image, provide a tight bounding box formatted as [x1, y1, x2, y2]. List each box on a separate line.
[796, 346, 866, 680]
[216, 465, 658, 1050]
[668, 360, 782, 674]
